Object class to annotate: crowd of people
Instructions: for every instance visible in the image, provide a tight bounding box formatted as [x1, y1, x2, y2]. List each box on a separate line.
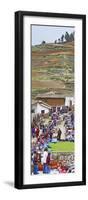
[31, 105, 75, 175]
[64, 111, 74, 141]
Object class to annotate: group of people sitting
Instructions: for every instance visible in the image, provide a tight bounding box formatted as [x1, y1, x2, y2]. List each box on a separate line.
[31, 105, 74, 175]
[32, 148, 74, 174]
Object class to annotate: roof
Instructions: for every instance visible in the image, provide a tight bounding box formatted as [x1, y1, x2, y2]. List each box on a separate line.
[32, 100, 51, 109]
[36, 91, 73, 99]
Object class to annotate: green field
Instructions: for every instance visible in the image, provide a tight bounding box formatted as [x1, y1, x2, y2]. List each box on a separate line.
[48, 141, 74, 152]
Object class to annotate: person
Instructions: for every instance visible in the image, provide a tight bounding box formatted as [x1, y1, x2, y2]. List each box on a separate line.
[32, 126, 35, 137]
[41, 125, 45, 134]
[46, 152, 51, 165]
[33, 151, 39, 174]
[50, 131, 53, 142]
[53, 119, 56, 126]
[58, 162, 63, 173]
[57, 128, 62, 141]
[71, 112, 74, 126]
[58, 162, 67, 173]
[42, 148, 48, 173]
[35, 126, 39, 138]
[46, 152, 51, 173]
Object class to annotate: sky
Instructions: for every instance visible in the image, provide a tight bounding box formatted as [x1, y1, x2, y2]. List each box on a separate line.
[32, 25, 74, 45]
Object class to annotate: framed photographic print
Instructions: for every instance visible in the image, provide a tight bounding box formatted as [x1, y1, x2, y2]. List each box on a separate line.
[15, 11, 86, 189]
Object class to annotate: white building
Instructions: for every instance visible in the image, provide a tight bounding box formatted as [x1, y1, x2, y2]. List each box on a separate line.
[32, 100, 51, 116]
[65, 97, 74, 107]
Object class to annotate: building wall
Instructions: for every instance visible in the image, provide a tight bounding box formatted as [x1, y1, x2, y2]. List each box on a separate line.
[32, 104, 37, 114]
[37, 103, 49, 114]
[32, 103, 49, 114]
[38, 98, 65, 106]
[65, 97, 74, 107]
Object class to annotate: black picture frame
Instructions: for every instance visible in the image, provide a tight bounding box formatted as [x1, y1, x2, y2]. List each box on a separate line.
[15, 11, 86, 189]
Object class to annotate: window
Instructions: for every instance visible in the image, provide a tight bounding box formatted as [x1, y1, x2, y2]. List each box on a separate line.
[41, 110, 45, 114]
[31, 109, 35, 113]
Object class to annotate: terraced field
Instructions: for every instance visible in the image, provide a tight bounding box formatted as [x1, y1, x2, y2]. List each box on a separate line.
[32, 41, 74, 98]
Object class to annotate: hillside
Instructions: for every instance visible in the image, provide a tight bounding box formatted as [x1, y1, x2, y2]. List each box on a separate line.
[32, 41, 74, 98]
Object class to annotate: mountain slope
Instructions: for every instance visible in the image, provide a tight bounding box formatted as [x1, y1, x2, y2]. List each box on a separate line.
[32, 41, 74, 98]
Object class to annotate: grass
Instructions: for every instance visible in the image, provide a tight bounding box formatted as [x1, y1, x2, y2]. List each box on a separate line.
[32, 88, 49, 95]
[48, 141, 74, 152]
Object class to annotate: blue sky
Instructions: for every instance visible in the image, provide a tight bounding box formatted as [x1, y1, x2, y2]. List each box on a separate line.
[32, 25, 74, 45]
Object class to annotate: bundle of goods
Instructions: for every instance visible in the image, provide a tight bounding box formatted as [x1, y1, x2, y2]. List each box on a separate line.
[49, 160, 58, 169]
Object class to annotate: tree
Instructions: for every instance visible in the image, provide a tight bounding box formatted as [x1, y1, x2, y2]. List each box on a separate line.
[69, 32, 74, 41]
[65, 32, 70, 42]
[58, 38, 60, 43]
[54, 40, 57, 44]
[42, 40, 46, 44]
[65, 31, 75, 42]
[61, 34, 64, 43]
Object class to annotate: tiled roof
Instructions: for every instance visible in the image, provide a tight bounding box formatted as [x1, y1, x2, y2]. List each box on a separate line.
[32, 100, 51, 109]
[36, 91, 73, 99]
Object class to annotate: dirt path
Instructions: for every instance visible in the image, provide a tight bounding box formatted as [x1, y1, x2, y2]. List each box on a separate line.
[44, 116, 66, 140]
